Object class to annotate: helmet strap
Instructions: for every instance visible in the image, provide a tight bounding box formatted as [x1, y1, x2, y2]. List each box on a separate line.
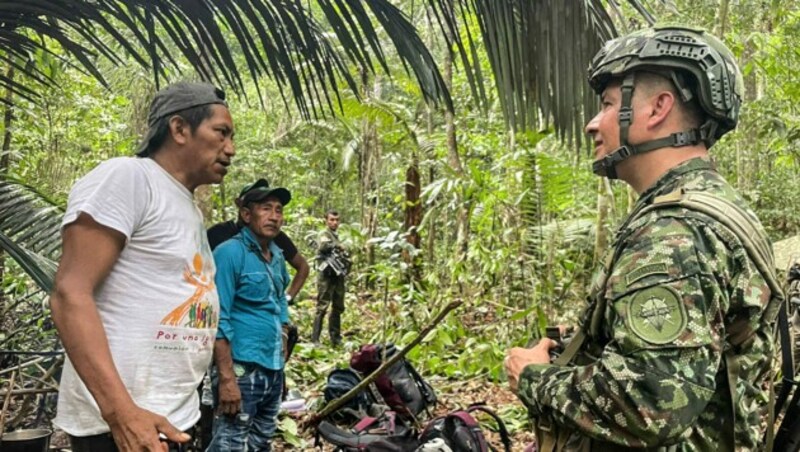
[593, 74, 636, 179]
[592, 73, 704, 179]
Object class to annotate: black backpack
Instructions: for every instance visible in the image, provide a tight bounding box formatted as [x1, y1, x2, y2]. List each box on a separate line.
[323, 368, 381, 422]
[418, 405, 512, 452]
[316, 411, 420, 451]
[317, 405, 513, 452]
[349, 343, 437, 419]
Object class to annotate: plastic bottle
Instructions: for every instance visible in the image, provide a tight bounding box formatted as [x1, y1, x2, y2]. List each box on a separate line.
[201, 374, 213, 406]
[416, 438, 452, 452]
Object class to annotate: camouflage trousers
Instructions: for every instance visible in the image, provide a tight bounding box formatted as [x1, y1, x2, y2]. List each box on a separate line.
[312, 275, 345, 344]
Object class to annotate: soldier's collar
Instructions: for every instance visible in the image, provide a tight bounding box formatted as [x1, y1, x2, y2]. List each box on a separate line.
[638, 157, 715, 204]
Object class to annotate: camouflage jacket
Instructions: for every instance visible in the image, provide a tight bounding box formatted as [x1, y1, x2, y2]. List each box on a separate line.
[317, 228, 341, 257]
[317, 228, 348, 277]
[517, 158, 776, 451]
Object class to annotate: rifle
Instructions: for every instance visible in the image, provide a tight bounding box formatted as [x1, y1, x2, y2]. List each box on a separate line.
[319, 247, 352, 277]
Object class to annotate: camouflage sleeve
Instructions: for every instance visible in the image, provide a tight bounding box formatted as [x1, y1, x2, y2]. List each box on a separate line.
[318, 230, 336, 254]
[517, 213, 731, 447]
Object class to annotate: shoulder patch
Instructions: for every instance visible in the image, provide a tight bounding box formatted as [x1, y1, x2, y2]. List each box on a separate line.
[626, 286, 687, 344]
[625, 262, 669, 286]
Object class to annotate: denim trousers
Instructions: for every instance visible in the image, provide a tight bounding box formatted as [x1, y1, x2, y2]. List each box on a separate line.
[207, 363, 284, 452]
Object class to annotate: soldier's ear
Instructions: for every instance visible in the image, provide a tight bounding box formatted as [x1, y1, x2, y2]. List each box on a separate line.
[647, 90, 676, 129]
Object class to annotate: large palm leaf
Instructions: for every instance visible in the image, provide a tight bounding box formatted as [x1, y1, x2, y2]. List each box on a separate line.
[427, 0, 663, 148]
[0, 0, 452, 115]
[0, 177, 62, 293]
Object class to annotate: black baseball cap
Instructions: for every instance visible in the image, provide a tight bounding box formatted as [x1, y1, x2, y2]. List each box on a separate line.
[136, 82, 228, 156]
[237, 178, 291, 206]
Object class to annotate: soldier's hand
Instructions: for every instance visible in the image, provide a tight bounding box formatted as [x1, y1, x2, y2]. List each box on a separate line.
[105, 403, 189, 451]
[217, 376, 242, 416]
[505, 339, 558, 392]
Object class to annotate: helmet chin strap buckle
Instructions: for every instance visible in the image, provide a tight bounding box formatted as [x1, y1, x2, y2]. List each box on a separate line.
[592, 146, 633, 180]
[672, 130, 698, 146]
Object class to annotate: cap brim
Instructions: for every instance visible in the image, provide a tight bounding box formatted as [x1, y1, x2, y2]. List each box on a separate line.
[242, 187, 291, 206]
[238, 178, 270, 200]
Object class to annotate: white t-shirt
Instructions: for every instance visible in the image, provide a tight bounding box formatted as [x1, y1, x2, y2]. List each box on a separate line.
[54, 157, 219, 436]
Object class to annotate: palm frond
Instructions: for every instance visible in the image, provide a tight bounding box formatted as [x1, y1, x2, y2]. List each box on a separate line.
[428, 0, 662, 149]
[0, 232, 56, 293]
[0, 177, 64, 292]
[0, 0, 452, 116]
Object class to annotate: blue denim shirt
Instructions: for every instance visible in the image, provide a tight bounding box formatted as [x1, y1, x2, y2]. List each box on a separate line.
[213, 227, 290, 370]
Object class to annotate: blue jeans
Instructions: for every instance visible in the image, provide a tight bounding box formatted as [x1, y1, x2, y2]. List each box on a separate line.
[207, 363, 284, 452]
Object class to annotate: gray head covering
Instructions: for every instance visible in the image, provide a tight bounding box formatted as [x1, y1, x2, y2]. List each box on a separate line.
[136, 82, 227, 156]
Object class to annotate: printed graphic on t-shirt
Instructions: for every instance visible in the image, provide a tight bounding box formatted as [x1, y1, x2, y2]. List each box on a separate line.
[160, 252, 219, 329]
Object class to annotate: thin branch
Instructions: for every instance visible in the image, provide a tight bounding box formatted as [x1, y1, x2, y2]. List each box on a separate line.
[0, 369, 17, 437]
[8, 355, 63, 428]
[0, 357, 46, 377]
[0, 387, 58, 398]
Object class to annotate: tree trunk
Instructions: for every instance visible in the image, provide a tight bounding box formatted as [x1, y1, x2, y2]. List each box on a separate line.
[359, 69, 381, 289]
[426, 106, 436, 269]
[194, 185, 215, 223]
[716, 0, 730, 37]
[627, 185, 636, 213]
[593, 178, 612, 265]
[403, 159, 423, 286]
[443, 33, 470, 290]
[423, 7, 438, 274]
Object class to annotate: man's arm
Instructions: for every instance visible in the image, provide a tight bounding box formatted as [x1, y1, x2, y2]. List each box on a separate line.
[286, 253, 309, 299]
[50, 213, 188, 452]
[272, 232, 309, 300]
[212, 243, 241, 416]
[212, 339, 240, 416]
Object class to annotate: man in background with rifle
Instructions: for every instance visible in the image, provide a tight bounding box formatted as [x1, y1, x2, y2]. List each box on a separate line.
[312, 209, 351, 346]
[505, 27, 785, 451]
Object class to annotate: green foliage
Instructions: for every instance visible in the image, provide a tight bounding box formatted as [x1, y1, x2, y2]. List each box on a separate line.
[5, 1, 800, 447]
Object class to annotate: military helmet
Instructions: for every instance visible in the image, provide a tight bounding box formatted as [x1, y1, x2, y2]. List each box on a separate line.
[588, 26, 743, 144]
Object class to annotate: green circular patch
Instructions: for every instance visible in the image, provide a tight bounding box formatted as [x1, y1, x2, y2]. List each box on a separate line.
[626, 286, 687, 344]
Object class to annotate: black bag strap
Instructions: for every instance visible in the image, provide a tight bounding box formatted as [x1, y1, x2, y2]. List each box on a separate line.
[317, 419, 393, 449]
[317, 420, 369, 449]
[404, 360, 437, 405]
[466, 405, 512, 452]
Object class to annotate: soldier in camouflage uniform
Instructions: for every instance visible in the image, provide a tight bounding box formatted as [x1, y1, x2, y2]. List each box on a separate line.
[504, 27, 783, 451]
[312, 210, 348, 345]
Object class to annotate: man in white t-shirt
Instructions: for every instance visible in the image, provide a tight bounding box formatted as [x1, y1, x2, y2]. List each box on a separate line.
[50, 82, 235, 452]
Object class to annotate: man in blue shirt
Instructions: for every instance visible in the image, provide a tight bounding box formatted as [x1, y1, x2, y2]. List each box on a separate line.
[208, 182, 292, 452]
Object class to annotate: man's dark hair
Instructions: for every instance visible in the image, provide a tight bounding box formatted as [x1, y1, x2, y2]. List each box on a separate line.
[325, 209, 339, 219]
[141, 104, 215, 157]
